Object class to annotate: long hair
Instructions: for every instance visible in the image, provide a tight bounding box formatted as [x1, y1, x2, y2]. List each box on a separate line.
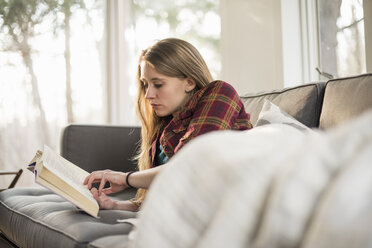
[133, 38, 214, 206]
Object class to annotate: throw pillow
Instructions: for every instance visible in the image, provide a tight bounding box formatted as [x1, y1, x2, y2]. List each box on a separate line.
[255, 100, 309, 131]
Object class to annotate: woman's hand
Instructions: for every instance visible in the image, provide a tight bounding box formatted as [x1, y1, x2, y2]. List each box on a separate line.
[83, 169, 128, 195]
[90, 187, 139, 211]
[90, 188, 117, 210]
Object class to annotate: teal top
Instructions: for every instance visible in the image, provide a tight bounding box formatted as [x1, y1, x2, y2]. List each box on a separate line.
[155, 140, 169, 166]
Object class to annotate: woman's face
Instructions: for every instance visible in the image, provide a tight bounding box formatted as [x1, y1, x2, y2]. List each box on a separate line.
[140, 61, 195, 117]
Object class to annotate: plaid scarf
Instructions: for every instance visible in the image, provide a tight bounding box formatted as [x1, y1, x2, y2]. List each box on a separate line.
[150, 80, 253, 167]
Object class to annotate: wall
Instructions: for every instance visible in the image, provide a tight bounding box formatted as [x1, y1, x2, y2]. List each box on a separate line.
[220, 0, 284, 94]
[280, 0, 303, 88]
[365, 0, 372, 73]
[106, 0, 138, 125]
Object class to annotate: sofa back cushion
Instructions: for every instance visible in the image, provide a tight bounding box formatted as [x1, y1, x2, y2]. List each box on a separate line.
[241, 83, 326, 128]
[319, 73, 372, 129]
[61, 125, 141, 173]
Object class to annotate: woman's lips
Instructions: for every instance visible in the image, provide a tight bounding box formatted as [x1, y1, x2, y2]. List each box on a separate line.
[151, 104, 160, 108]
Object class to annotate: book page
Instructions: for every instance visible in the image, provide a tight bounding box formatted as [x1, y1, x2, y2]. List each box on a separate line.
[41, 145, 96, 203]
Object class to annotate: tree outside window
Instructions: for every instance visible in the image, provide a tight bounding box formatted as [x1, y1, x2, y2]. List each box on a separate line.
[0, 0, 105, 188]
[318, 0, 366, 78]
[0, 0, 220, 189]
[131, 0, 221, 79]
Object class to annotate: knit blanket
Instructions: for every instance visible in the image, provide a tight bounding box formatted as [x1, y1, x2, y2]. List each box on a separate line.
[129, 109, 372, 248]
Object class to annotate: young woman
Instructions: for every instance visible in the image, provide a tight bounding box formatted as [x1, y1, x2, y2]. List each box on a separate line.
[83, 38, 253, 211]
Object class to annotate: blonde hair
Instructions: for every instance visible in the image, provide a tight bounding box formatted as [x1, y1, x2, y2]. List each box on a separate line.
[133, 38, 214, 205]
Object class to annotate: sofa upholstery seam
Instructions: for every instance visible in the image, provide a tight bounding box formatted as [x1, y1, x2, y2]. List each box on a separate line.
[326, 72, 372, 83]
[240, 83, 323, 98]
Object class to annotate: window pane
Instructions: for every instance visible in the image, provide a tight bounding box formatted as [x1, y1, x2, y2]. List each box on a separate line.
[318, 0, 366, 78]
[0, 0, 105, 188]
[130, 0, 221, 79]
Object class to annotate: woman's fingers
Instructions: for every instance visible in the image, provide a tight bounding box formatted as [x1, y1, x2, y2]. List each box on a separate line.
[102, 187, 114, 195]
[83, 172, 98, 185]
[90, 187, 99, 200]
[83, 176, 89, 185]
[85, 170, 126, 194]
[90, 187, 116, 210]
[85, 170, 107, 189]
[98, 175, 107, 195]
[86, 178, 101, 189]
[87, 175, 97, 189]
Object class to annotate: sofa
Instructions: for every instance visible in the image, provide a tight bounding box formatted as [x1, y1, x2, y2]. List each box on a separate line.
[1, 73, 372, 248]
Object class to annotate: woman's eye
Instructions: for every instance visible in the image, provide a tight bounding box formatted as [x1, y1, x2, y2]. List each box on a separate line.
[154, 84, 162, 89]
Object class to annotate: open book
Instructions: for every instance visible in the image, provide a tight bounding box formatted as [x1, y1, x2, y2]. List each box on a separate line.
[28, 145, 99, 218]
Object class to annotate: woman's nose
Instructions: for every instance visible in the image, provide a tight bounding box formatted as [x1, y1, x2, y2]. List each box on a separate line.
[145, 86, 154, 99]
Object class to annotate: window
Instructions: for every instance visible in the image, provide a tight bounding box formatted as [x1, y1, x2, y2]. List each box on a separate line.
[107, 0, 220, 125]
[131, 0, 221, 78]
[318, 0, 366, 78]
[0, 0, 105, 188]
[0, 0, 220, 188]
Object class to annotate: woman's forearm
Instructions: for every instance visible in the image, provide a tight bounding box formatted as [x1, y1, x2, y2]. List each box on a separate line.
[110, 166, 166, 212]
[113, 200, 139, 211]
[128, 165, 166, 189]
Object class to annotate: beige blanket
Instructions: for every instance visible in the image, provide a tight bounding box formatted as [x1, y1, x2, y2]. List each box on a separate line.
[129, 109, 372, 248]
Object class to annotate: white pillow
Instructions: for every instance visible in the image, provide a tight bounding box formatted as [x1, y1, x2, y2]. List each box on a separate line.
[255, 100, 310, 131]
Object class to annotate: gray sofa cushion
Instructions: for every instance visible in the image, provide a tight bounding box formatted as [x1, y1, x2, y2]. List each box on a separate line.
[0, 187, 136, 248]
[241, 83, 325, 128]
[319, 73, 372, 129]
[62, 125, 141, 173]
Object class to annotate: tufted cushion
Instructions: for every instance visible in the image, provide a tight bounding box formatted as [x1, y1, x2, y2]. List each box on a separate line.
[0, 187, 136, 248]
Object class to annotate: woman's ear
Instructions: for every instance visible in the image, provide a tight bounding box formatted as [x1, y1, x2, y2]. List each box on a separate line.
[185, 78, 196, 92]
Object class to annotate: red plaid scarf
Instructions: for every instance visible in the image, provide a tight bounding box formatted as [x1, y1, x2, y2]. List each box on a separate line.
[150, 81, 253, 167]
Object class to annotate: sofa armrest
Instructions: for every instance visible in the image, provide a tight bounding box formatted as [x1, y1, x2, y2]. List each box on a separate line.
[61, 125, 141, 173]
